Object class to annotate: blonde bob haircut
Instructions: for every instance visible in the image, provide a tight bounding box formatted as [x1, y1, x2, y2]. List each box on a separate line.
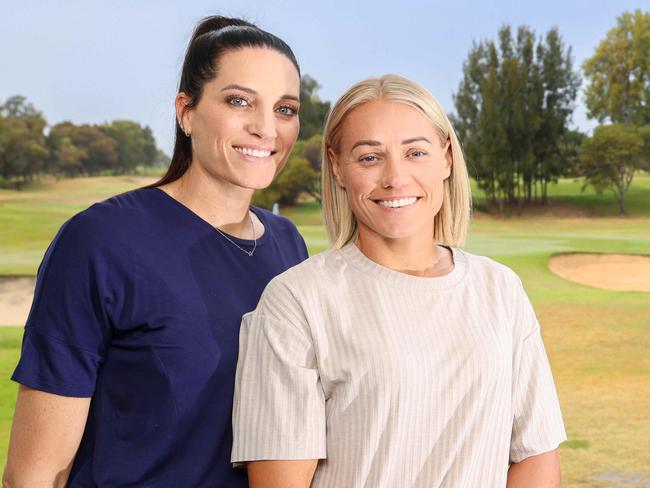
[321, 74, 472, 249]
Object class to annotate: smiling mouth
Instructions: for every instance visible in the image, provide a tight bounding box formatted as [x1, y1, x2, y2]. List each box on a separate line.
[374, 197, 420, 209]
[233, 146, 276, 158]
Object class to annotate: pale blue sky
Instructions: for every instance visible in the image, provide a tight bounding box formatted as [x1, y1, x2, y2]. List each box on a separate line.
[1, 0, 646, 154]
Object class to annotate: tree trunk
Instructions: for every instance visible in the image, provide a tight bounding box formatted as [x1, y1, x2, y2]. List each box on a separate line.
[618, 188, 626, 215]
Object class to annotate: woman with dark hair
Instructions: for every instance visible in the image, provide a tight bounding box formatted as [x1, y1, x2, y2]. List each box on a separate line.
[3, 16, 306, 487]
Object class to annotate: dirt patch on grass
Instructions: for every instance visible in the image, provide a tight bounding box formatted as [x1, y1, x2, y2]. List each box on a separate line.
[0, 277, 35, 326]
[549, 253, 650, 292]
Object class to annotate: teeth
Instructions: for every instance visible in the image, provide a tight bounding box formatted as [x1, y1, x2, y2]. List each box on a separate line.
[234, 147, 272, 158]
[377, 197, 418, 208]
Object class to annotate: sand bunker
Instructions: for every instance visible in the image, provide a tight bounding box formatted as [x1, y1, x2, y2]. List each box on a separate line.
[549, 253, 650, 292]
[0, 277, 35, 326]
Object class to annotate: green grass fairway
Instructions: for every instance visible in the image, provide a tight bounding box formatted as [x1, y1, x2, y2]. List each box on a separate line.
[1, 174, 649, 485]
[0, 328, 21, 468]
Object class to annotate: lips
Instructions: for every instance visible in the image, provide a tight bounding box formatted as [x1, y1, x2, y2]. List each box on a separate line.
[374, 197, 420, 208]
[233, 146, 276, 158]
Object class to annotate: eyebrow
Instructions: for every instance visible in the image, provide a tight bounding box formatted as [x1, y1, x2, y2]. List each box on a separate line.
[402, 137, 432, 145]
[221, 84, 300, 102]
[351, 136, 432, 151]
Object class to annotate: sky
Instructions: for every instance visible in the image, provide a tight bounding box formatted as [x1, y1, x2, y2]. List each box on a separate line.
[1, 0, 647, 154]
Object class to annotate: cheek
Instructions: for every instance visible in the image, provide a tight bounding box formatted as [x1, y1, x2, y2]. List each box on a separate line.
[416, 165, 447, 195]
[345, 173, 376, 201]
[279, 120, 300, 148]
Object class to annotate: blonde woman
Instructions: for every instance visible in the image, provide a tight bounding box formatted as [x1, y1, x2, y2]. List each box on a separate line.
[232, 74, 566, 487]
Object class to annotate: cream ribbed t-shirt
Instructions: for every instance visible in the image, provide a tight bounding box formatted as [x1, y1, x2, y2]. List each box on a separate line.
[232, 244, 566, 487]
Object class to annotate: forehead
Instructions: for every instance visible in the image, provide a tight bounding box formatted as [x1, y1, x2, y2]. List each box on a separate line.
[340, 100, 437, 146]
[214, 47, 300, 95]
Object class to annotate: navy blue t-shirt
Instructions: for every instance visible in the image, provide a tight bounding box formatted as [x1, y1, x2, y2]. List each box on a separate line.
[12, 187, 308, 487]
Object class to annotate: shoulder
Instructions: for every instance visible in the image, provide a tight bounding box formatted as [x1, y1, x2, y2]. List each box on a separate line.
[252, 249, 342, 325]
[457, 248, 524, 292]
[50, 188, 157, 256]
[458, 249, 538, 334]
[261, 248, 346, 299]
[78, 187, 158, 223]
[277, 248, 345, 282]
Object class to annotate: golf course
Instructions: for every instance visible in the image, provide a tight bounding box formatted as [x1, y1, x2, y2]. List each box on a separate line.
[1, 174, 649, 486]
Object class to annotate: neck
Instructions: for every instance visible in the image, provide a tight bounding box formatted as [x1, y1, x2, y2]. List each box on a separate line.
[160, 163, 255, 237]
[356, 227, 453, 278]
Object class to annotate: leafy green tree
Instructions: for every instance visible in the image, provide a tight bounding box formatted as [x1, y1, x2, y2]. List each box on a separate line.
[0, 96, 48, 183]
[557, 130, 587, 177]
[454, 25, 579, 208]
[639, 125, 650, 170]
[583, 10, 650, 125]
[253, 154, 319, 209]
[299, 75, 330, 140]
[155, 149, 172, 167]
[53, 137, 85, 177]
[99, 120, 157, 174]
[535, 28, 581, 201]
[48, 122, 119, 175]
[1, 95, 40, 117]
[580, 124, 644, 214]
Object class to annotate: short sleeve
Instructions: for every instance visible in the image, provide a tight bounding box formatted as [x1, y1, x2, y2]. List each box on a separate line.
[509, 281, 567, 463]
[231, 279, 326, 463]
[11, 214, 116, 397]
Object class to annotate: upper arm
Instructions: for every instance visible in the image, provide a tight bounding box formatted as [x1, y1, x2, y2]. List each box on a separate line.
[3, 386, 91, 487]
[231, 279, 326, 465]
[12, 215, 116, 397]
[509, 278, 566, 463]
[507, 449, 561, 488]
[248, 459, 318, 488]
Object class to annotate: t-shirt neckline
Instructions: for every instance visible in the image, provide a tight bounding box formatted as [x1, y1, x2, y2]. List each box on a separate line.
[340, 242, 467, 291]
[149, 187, 270, 247]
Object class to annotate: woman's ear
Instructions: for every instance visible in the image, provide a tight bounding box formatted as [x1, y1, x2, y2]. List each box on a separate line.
[175, 93, 193, 136]
[328, 147, 345, 188]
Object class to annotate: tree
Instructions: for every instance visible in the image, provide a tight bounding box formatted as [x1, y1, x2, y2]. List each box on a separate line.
[580, 124, 644, 214]
[535, 28, 581, 201]
[0, 96, 48, 184]
[99, 120, 157, 174]
[639, 125, 650, 170]
[557, 130, 587, 177]
[52, 137, 85, 177]
[583, 10, 650, 125]
[48, 122, 118, 175]
[0, 95, 40, 117]
[253, 152, 319, 209]
[155, 149, 172, 167]
[454, 25, 579, 208]
[299, 75, 330, 140]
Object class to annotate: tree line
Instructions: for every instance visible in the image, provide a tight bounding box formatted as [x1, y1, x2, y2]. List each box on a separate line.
[2, 10, 648, 214]
[453, 9, 649, 214]
[0, 96, 166, 187]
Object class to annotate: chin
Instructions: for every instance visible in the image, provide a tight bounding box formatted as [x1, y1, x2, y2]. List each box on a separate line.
[371, 226, 419, 241]
[239, 170, 278, 190]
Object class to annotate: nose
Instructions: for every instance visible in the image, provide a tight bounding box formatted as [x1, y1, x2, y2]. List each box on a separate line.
[246, 108, 277, 140]
[380, 155, 409, 189]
